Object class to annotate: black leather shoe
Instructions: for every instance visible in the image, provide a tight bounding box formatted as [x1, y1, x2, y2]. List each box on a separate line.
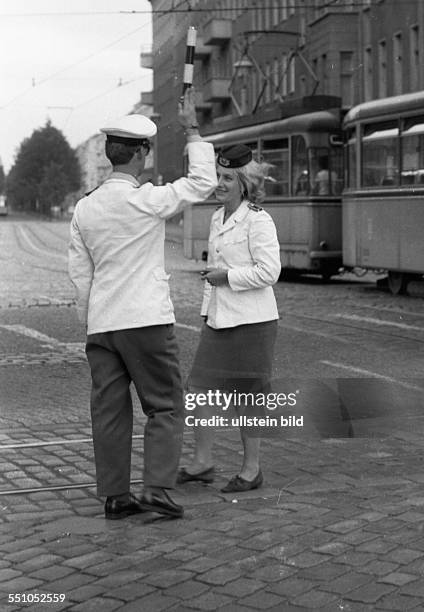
[220, 470, 263, 493]
[104, 493, 145, 520]
[177, 466, 215, 484]
[139, 490, 184, 518]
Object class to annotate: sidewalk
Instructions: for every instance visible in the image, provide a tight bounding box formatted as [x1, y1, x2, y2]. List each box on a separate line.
[2, 419, 424, 611]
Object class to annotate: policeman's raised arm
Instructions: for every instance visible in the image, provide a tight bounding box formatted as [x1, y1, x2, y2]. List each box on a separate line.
[129, 86, 218, 218]
[178, 87, 201, 143]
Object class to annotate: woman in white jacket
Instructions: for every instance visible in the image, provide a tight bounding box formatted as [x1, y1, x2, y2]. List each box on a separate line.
[178, 144, 281, 493]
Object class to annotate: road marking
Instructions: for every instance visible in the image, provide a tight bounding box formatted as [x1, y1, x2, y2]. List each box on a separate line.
[19, 226, 67, 262]
[175, 322, 201, 332]
[320, 360, 424, 392]
[278, 321, 350, 343]
[333, 313, 424, 332]
[0, 324, 62, 346]
[39, 295, 65, 304]
[0, 324, 85, 354]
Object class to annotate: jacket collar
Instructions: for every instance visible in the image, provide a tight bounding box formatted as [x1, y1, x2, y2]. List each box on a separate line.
[215, 200, 250, 235]
[105, 172, 140, 187]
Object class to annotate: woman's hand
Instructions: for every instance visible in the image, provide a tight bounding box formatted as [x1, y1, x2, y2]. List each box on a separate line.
[201, 268, 228, 287]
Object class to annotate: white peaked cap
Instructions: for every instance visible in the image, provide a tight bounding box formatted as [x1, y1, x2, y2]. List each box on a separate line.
[100, 114, 157, 139]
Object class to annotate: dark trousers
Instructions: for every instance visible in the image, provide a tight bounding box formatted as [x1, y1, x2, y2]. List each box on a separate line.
[85, 325, 184, 497]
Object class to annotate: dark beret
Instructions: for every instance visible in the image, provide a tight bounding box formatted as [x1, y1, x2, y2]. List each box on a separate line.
[217, 144, 253, 168]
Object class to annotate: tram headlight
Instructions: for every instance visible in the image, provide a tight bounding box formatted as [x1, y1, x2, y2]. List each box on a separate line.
[319, 241, 328, 250]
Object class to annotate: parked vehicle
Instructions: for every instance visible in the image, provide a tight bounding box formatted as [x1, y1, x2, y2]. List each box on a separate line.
[0, 195, 8, 216]
[184, 91, 424, 294]
[343, 90, 424, 294]
[184, 101, 344, 280]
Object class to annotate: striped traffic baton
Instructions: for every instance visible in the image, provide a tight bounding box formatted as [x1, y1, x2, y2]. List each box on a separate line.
[181, 26, 197, 98]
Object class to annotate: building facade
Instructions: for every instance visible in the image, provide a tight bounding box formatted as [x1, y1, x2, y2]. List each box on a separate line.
[149, 0, 423, 182]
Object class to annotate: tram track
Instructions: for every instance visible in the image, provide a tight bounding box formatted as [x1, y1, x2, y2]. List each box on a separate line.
[12, 224, 68, 274]
[282, 309, 424, 344]
[0, 430, 217, 498]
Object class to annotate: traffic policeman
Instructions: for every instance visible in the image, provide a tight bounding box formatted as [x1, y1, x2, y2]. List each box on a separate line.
[68, 88, 217, 519]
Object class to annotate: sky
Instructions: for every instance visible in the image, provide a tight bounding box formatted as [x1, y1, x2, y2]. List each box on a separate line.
[0, 0, 153, 172]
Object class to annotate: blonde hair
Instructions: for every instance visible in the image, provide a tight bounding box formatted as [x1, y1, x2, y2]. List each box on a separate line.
[235, 159, 274, 204]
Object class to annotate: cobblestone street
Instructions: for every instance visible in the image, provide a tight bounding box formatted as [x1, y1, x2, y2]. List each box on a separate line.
[1, 219, 424, 611]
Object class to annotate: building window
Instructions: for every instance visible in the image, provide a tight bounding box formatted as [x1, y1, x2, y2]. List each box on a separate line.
[281, 53, 288, 96]
[281, 0, 288, 21]
[272, 0, 279, 27]
[340, 51, 354, 106]
[273, 57, 280, 100]
[289, 56, 296, 94]
[321, 53, 328, 94]
[364, 46, 373, 101]
[378, 40, 387, 98]
[252, 2, 258, 30]
[251, 68, 258, 109]
[363, 9, 371, 46]
[410, 25, 419, 91]
[258, 4, 263, 30]
[288, 0, 295, 16]
[265, 4, 271, 30]
[393, 32, 403, 95]
[265, 62, 271, 103]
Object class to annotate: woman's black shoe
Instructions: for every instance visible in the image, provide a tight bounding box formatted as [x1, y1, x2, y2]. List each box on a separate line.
[220, 470, 263, 493]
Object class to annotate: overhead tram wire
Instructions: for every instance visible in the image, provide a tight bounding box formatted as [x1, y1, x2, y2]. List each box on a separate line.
[0, 1, 412, 17]
[0, 19, 151, 110]
[73, 76, 150, 110]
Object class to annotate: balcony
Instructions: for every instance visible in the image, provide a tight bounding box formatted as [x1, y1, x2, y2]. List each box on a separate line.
[194, 90, 213, 112]
[203, 18, 232, 46]
[194, 37, 212, 60]
[140, 51, 153, 69]
[203, 77, 231, 102]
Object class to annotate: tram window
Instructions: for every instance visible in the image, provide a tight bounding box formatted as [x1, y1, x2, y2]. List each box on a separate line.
[292, 135, 309, 196]
[309, 148, 342, 195]
[401, 117, 424, 185]
[262, 138, 288, 150]
[346, 131, 356, 189]
[362, 122, 399, 187]
[261, 138, 289, 196]
[329, 148, 344, 195]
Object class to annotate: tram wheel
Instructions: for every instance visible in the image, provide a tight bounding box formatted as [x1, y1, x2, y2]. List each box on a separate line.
[387, 271, 409, 295]
[279, 269, 299, 282]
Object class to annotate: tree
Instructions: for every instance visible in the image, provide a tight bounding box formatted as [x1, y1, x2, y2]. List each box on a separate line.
[0, 164, 5, 194]
[6, 121, 80, 213]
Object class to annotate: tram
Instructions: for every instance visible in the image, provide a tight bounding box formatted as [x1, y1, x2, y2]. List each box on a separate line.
[184, 101, 344, 280]
[343, 90, 424, 294]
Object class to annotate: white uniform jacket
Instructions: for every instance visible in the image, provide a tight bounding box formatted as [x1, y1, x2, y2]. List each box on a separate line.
[68, 141, 217, 334]
[201, 200, 281, 329]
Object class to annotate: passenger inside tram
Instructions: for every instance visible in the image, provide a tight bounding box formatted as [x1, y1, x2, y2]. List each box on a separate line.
[312, 156, 338, 195]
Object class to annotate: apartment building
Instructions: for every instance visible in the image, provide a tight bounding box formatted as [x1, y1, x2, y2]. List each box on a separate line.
[149, 0, 423, 182]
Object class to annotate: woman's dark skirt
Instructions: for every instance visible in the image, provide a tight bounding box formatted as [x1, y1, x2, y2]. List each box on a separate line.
[188, 319, 278, 394]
